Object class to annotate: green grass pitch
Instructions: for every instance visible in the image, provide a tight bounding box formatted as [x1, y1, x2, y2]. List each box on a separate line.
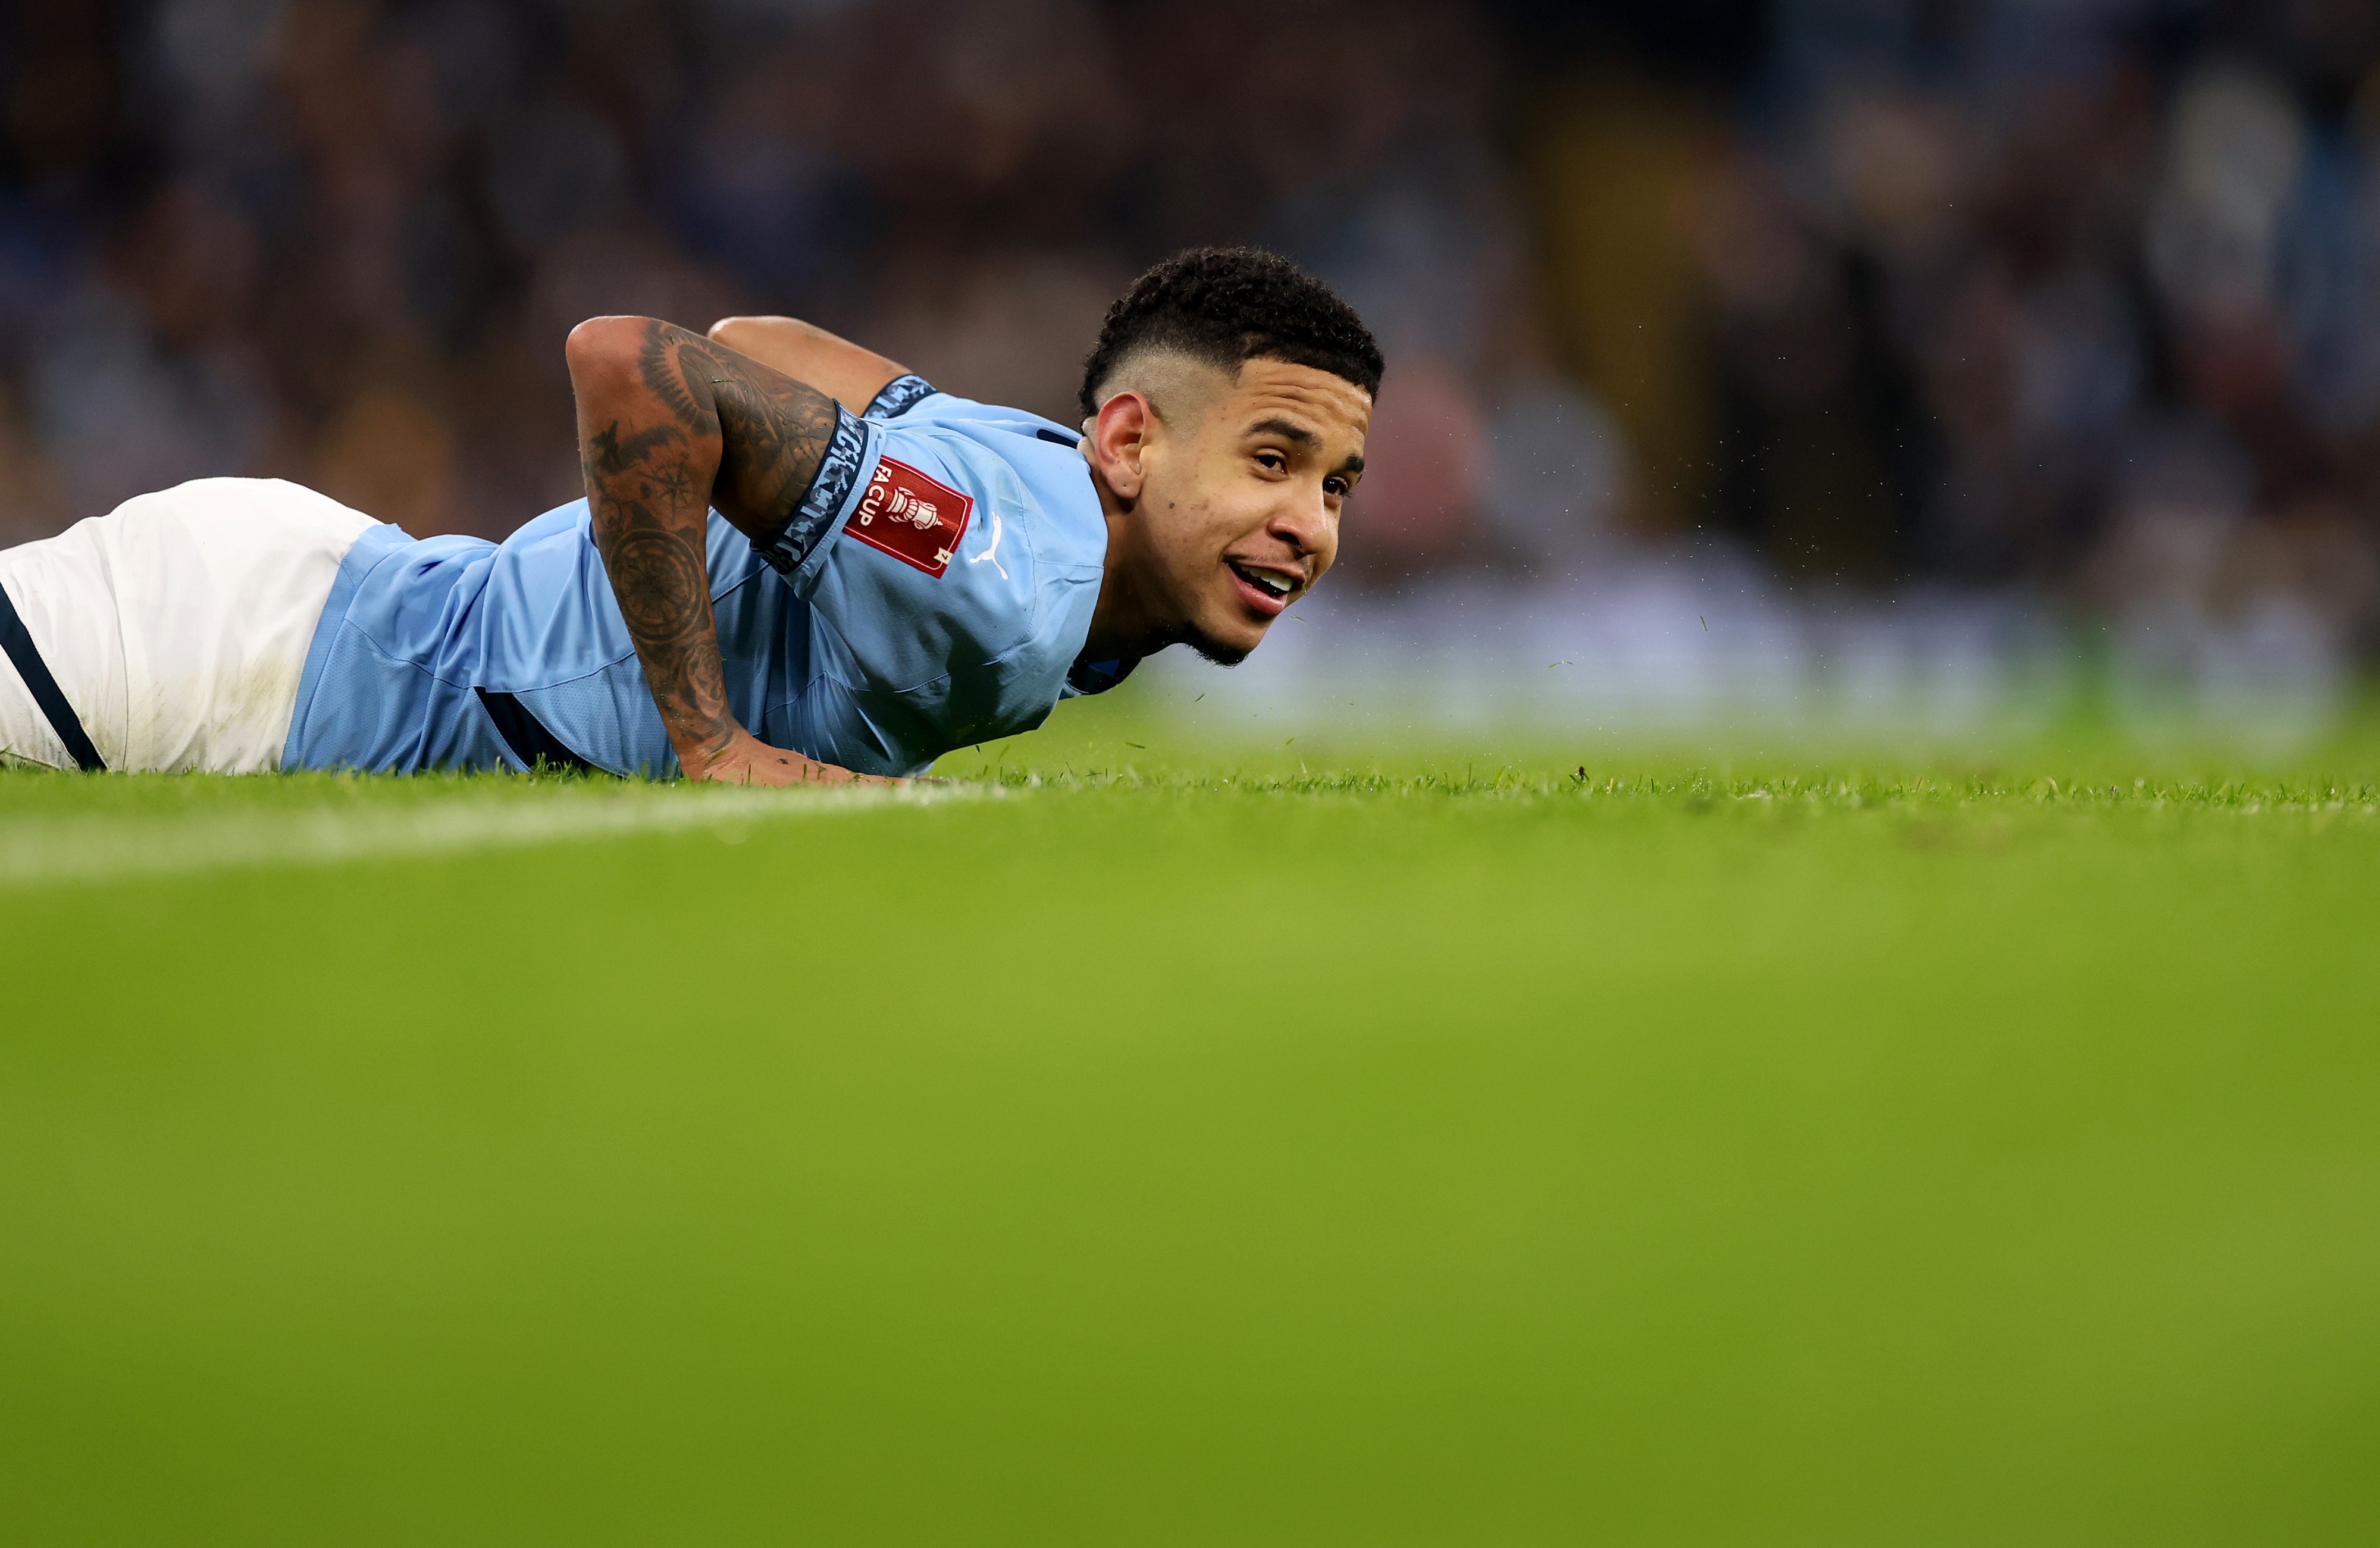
[4, 697, 2378, 1544]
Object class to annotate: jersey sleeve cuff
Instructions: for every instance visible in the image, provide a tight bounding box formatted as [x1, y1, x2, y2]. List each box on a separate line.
[751, 402, 875, 578]
[863, 373, 938, 420]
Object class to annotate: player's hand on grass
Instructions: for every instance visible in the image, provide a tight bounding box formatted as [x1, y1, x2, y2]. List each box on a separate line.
[690, 729, 894, 788]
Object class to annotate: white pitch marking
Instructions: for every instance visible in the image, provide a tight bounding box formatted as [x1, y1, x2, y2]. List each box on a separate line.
[0, 784, 980, 889]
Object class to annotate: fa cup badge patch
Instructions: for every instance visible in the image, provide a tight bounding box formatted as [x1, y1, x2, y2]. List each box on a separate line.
[844, 457, 973, 576]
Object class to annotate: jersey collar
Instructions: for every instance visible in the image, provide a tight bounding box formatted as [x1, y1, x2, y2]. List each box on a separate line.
[1065, 652, 1138, 696]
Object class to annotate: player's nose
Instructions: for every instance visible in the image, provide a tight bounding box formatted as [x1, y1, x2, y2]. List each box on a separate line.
[1268, 487, 1332, 556]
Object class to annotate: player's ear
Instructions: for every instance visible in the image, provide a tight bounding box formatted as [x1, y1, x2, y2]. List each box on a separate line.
[1085, 390, 1154, 502]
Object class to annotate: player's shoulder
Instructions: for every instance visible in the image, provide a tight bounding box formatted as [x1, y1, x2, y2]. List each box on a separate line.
[750, 377, 1103, 684]
[865, 377, 1093, 493]
[860, 376, 1105, 578]
[862, 372, 1079, 444]
[834, 422, 1088, 645]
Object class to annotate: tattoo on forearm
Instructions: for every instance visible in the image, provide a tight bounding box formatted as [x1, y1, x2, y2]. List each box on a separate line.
[583, 418, 736, 763]
[634, 322, 840, 528]
[576, 319, 840, 769]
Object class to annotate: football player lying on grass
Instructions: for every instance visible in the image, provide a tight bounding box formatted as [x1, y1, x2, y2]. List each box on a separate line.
[0, 247, 1380, 784]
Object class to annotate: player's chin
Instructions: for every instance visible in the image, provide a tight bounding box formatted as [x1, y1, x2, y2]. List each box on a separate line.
[1183, 612, 1263, 668]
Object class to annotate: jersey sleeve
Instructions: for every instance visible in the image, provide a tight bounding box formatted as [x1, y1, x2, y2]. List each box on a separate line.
[863, 373, 938, 421]
[740, 388, 1104, 773]
[748, 402, 874, 579]
[761, 416, 1057, 705]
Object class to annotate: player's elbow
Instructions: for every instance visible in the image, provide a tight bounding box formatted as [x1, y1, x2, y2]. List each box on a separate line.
[706, 315, 786, 355]
[563, 315, 653, 382]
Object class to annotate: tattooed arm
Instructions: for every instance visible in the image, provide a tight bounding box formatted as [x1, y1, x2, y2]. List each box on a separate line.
[705, 315, 907, 415]
[563, 314, 884, 786]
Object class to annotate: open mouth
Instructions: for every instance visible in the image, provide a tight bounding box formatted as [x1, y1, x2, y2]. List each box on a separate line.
[1226, 559, 1298, 614]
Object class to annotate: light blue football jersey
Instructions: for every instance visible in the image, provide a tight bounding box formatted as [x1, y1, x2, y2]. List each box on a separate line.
[281, 377, 1128, 777]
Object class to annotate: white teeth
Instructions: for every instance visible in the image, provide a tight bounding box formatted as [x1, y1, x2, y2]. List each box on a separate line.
[1239, 566, 1292, 599]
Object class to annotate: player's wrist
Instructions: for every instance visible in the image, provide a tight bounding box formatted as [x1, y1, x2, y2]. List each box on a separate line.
[677, 725, 752, 781]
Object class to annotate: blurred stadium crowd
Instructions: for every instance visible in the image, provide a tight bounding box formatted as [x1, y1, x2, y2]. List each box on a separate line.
[3, 0, 2379, 675]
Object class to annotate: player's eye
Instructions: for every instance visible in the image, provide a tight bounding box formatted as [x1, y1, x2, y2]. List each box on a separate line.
[1324, 476, 1350, 497]
[1254, 450, 1288, 473]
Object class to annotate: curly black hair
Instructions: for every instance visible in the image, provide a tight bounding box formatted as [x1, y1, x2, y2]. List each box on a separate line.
[1078, 247, 1385, 419]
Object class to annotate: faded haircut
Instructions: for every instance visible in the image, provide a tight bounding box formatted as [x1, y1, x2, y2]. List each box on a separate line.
[1078, 247, 1385, 419]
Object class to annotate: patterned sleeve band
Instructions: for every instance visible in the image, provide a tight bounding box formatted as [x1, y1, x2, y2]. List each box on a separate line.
[751, 402, 873, 578]
[863, 373, 938, 421]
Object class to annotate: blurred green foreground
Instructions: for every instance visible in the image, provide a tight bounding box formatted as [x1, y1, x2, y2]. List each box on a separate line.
[2, 703, 2377, 1545]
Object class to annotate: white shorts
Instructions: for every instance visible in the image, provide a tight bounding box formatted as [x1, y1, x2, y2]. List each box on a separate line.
[0, 478, 375, 773]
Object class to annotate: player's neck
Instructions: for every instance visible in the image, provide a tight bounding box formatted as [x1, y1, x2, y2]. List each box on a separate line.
[1083, 476, 1167, 662]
